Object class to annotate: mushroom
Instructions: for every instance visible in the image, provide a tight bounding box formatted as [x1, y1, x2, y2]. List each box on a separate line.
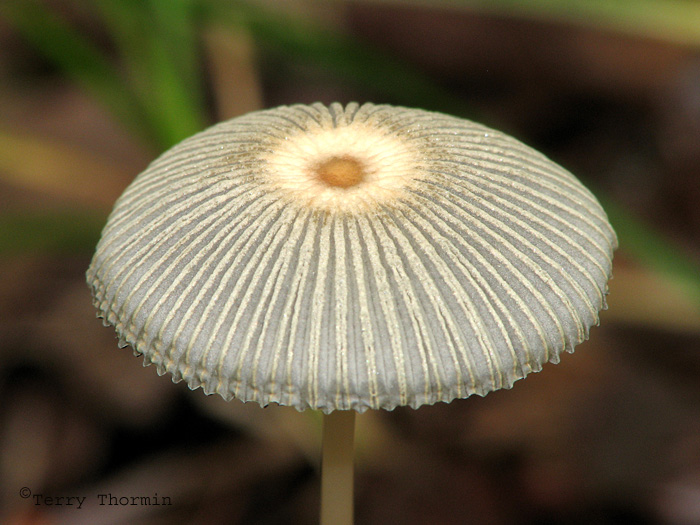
[87, 102, 616, 524]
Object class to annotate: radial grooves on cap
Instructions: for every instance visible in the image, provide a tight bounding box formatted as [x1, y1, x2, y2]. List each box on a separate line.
[87, 103, 616, 413]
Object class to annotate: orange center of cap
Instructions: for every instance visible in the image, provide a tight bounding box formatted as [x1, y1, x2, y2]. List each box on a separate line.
[316, 156, 365, 188]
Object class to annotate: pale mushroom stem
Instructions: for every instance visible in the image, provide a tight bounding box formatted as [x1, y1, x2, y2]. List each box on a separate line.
[320, 410, 356, 525]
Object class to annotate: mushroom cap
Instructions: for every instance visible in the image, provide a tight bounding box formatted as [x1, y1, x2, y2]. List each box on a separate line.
[87, 102, 616, 413]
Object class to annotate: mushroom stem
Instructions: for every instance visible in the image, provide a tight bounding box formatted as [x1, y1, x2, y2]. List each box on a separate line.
[320, 410, 356, 525]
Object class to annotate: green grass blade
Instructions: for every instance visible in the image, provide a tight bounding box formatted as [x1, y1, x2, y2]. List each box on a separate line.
[142, 0, 208, 146]
[92, 0, 207, 148]
[1, 0, 156, 146]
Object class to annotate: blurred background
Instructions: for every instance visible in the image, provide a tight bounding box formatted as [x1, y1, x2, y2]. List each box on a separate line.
[1, 1, 699, 523]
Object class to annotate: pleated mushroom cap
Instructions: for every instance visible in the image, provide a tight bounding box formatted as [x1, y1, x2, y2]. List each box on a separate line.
[87, 102, 616, 413]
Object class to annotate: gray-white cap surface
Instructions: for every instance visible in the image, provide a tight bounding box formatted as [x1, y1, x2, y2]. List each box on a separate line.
[87, 102, 617, 413]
